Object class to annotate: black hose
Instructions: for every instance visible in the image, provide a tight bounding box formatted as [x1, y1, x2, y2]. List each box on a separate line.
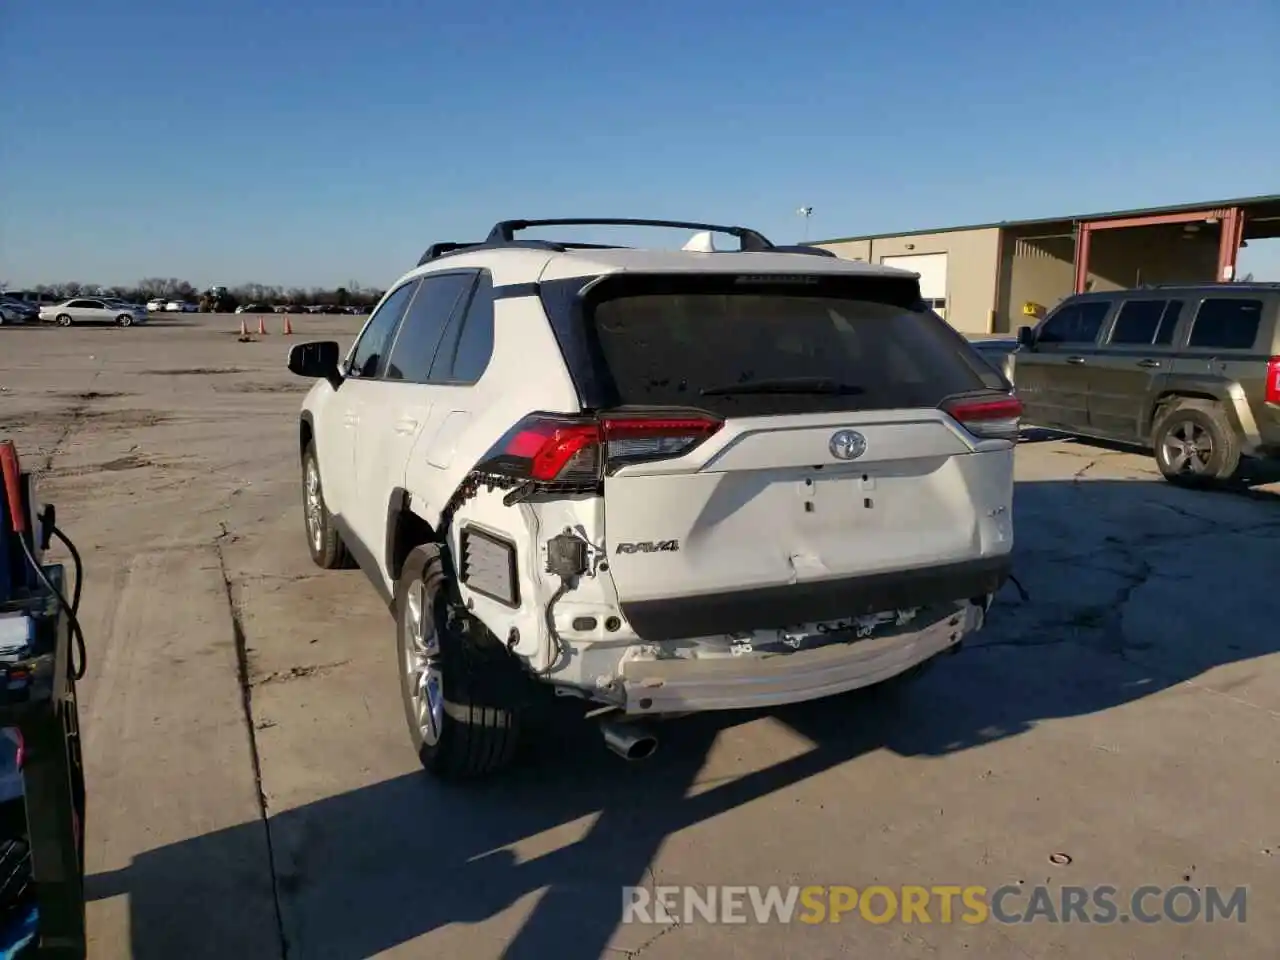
[18, 532, 87, 682]
[541, 580, 571, 675]
[51, 525, 82, 617]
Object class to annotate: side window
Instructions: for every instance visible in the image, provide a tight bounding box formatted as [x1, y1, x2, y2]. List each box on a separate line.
[68, 299, 93, 309]
[1153, 300, 1182, 345]
[1037, 300, 1110, 344]
[1187, 299, 1264, 350]
[348, 281, 417, 378]
[429, 271, 495, 384]
[384, 272, 476, 383]
[1109, 300, 1167, 345]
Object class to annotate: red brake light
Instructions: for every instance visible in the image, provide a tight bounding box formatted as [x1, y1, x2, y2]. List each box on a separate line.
[1266, 357, 1280, 405]
[482, 413, 722, 485]
[943, 394, 1023, 440]
[502, 420, 601, 481]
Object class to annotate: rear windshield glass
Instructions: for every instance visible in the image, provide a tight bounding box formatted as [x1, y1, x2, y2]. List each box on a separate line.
[585, 285, 998, 416]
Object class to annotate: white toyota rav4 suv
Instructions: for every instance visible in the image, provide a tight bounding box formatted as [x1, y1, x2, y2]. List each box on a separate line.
[288, 218, 1020, 780]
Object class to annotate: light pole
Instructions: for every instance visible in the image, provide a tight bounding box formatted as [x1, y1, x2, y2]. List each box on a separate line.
[796, 206, 814, 242]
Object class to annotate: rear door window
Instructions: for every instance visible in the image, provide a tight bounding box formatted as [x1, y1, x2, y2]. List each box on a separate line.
[384, 272, 475, 383]
[1037, 300, 1110, 344]
[1187, 299, 1264, 350]
[428, 271, 495, 384]
[1153, 300, 1182, 345]
[585, 279, 995, 417]
[1109, 300, 1183, 345]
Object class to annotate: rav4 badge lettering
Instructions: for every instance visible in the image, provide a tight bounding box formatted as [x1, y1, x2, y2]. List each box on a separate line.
[615, 540, 681, 555]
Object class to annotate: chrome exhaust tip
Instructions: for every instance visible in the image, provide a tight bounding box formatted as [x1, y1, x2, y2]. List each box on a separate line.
[599, 716, 658, 761]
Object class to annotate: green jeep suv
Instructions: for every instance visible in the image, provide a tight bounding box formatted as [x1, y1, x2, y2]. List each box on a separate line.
[1012, 283, 1280, 485]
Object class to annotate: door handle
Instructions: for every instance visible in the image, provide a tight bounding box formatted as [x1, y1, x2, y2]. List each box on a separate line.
[1065, 356, 1085, 365]
[1136, 358, 1161, 368]
[394, 418, 419, 435]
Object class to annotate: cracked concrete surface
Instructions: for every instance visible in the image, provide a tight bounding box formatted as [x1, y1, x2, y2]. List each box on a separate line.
[2, 317, 1278, 959]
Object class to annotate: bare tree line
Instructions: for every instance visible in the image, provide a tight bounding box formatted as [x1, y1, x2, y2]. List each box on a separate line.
[12, 278, 386, 311]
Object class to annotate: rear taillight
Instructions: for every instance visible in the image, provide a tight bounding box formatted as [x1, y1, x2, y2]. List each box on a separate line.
[1266, 357, 1280, 405]
[479, 413, 722, 485]
[942, 394, 1023, 441]
[602, 416, 722, 469]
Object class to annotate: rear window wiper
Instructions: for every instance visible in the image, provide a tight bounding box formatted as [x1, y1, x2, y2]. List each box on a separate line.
[700, 376, 865, 397]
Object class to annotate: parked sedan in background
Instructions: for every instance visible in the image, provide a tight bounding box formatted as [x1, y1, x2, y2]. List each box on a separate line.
[38, 298, 148, 327]
[164, 300, 197, 312]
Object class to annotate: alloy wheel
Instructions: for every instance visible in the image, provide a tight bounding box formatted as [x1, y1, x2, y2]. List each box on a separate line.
[403, 579, 445, 747]
[304, 459, 325, 553]
[1161, 419, 1213, 475]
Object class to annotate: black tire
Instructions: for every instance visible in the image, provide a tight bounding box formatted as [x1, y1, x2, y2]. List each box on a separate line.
[116, 314, 134, 327]
[56, 314, 72, 327]
[301, 441, 349, 569]
[1152, 401, 1241, 486]
[395, 543, 521, 780]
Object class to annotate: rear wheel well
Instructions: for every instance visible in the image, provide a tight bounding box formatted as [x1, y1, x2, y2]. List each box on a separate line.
[1149, 391, 1223, 432]
[389, 504, 437, 583]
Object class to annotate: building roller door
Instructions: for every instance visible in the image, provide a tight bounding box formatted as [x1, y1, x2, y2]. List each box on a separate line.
[881, 252, 948, 320]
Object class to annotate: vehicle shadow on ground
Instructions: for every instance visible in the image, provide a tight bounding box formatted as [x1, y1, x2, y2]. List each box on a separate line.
[85, 476, 1280, 960]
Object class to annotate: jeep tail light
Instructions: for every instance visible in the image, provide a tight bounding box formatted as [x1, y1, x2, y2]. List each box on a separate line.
[942, 394, 1023, 441]
[1266, 357, 1280, 406]
[479, 413, 722, 485]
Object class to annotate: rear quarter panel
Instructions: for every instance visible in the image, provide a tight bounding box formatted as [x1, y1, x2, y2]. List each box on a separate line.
[402, 293, 581, 528]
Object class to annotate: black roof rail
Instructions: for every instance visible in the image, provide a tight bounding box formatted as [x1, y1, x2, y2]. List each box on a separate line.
[485, 218, 776, 252]
[417, 239, 634, 266]
[415, 219, 830, 267]
[417, 242, 480, 265]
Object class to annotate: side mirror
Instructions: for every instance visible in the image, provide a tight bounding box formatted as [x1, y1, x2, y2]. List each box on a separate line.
[288, 341, 342, 387]
[1016, 325, 1035, 348]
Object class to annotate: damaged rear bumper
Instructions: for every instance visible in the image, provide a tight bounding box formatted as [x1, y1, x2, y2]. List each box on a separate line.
[618, 600, 984, 715]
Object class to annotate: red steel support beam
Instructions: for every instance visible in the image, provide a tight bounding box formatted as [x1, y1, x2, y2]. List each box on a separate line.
[1082, 207, 1233, 231]
[1072, 206, 1240, 292]
[1073, 222, 1092, 294]
[1216, 206, 1245, 281]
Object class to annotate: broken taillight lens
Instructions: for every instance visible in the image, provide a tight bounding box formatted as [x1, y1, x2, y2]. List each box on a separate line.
[479, 413, 722, 485]
[942, 394, 1023, 441]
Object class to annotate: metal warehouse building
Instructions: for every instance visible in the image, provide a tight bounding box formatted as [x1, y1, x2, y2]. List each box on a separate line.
[811, 193, 1280, 336]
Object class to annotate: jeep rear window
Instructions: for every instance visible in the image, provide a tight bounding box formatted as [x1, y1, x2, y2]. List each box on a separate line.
[578, 277, 998, 416]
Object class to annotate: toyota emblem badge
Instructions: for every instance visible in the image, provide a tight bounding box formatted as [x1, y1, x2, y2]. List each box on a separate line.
[828, 429, 867, 461]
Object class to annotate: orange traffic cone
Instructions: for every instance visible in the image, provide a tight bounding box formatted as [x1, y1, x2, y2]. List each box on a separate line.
[258, 316, 268, 335]
[282, 314, 293, 335]
[239, 318, 248, 336]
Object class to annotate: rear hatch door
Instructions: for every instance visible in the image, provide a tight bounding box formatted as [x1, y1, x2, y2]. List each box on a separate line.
[574, 272, 1014, 633]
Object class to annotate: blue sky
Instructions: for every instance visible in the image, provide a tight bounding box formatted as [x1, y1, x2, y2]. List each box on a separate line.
[2, 0, 1278, 289]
